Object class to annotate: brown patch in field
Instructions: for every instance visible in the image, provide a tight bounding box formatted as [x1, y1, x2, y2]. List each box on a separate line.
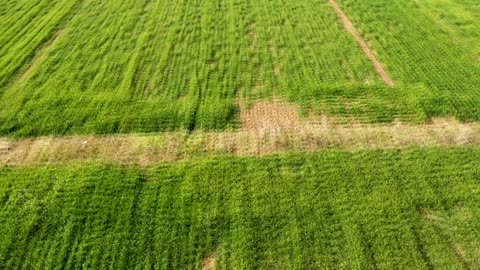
[420, 208, 441, 223]
[15, 29, 65, 84]
[239, 98, 310, 152]
[239, 98, 311, 133]
[0, 141, 12, 153]
[328, 0, 394, 86]
[428, 118, 476, 145]
[201, 255, 216, 270]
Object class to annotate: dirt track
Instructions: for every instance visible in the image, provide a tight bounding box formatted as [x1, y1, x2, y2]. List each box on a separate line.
[328, 0, 394, 86]
[1, 99, 479, 166]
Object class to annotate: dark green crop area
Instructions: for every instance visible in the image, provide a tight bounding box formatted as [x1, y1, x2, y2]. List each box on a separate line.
[1, 148, 480, 269]
[0, 0, 479, 137]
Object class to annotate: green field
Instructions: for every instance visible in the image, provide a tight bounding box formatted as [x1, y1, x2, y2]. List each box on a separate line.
[336, 0, 480, 119]
[0, 0, 479, 136]
[1, 148, 480, 269]
[1, 0, 480, 269]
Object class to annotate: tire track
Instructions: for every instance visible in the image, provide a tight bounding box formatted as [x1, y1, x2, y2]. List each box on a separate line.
[328, 0, 394, 86]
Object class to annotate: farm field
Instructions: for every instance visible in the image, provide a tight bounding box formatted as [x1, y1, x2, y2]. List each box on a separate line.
[335, 0, 480, 119]
[1, 0, 480, 269]
[1, 148, 480, 269]
[1, 115, 480, 165]
[0, 0, 478, 137]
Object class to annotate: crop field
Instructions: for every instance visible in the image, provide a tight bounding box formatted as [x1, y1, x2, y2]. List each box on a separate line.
[1, 148, 480, 269]
[0, 0, 478, 136]
[335, 0, 480, 119]
[1, 0, 480, 269]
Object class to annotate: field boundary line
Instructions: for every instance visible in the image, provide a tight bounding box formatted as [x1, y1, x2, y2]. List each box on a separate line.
[328, 0, 394, 86]
[1, 99, 480, 166]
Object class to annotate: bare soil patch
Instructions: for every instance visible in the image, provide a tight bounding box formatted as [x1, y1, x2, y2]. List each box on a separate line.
[239, 98, 306, 135]
[201, 255, 216, 270]
[328, 0, 394, 86]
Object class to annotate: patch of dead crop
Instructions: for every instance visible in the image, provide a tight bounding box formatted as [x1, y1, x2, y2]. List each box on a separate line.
[239, 98, 307, 135]
[201, 255, 216, 270]
[449, 242, 469, 267]
[419, 208, 442, 223]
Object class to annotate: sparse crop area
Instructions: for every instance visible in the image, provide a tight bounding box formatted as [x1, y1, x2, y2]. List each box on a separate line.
[1, 0, 480, 269]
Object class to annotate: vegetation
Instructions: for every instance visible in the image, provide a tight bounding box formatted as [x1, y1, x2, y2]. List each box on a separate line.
[0, 0, 80, 88]
[0, 0, 478, 137]
[1, 1, 479, 269]
[0, 0, 375, 136]
[1, 148, 480, 269]
[336, 0, 480, 120]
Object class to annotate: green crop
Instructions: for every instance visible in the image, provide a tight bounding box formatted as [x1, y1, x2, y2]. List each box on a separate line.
[1, 148, 480, 269]
[335, 0, 480, 120]
[0, 0, 479, 137]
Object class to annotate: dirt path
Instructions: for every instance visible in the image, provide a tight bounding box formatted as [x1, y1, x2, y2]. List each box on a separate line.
[1, 100, 479, 166]
[328, 0, 394, 86]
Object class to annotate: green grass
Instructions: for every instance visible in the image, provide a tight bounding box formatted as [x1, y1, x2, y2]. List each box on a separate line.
[0, 0, 479, 137]
[336, 0, 480, 120]
[0, 0, 80, 88]
[0, 0, 379, 136]
[1, 148, 480, 269]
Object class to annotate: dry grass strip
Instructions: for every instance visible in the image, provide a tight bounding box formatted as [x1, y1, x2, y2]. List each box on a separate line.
[1, 99, 480, 166]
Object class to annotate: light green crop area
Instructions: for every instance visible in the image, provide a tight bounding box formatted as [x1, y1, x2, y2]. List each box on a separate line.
[0, 0, 478, 137]
[1, 148, 480, 269]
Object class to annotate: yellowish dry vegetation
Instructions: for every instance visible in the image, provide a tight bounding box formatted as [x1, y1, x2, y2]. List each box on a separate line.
[1, 99, 479, 165]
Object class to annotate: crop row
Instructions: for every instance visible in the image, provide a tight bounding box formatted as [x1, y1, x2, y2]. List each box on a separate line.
[0, 0, 80, 88]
